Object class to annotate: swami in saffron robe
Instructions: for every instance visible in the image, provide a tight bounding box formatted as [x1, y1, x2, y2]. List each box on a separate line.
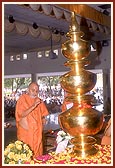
[15, 94, 49, 157]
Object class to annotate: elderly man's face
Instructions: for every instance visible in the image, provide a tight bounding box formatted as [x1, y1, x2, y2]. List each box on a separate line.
[28, 84, 39, 98]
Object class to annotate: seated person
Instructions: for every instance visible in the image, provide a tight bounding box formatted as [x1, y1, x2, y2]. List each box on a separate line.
[101, 118, 111, 145]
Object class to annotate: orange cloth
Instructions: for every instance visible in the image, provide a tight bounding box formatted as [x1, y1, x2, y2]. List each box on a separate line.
[101, 135, 111, 145]
[61, 101, 73, 112]
[15, 94, 49, 157]
[101, 118, 111, 145]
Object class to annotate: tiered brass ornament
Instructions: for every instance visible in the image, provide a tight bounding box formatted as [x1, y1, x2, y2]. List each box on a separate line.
[59, 12, 104, 157]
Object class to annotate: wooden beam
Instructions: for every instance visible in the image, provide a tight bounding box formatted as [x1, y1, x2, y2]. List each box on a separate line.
[57, 4, 111, 27]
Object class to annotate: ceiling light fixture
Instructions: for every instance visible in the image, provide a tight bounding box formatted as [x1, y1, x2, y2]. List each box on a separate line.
[33, 22, 38, 29]
[60, 31, 65, 36]
[8, 15, 15, 23]
[52, 29, 59, 34]
[102, 40, 109, 47]
[49, 26, 65, 36]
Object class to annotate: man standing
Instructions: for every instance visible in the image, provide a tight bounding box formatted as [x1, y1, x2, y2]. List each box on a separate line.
[15, 82, 49, 158]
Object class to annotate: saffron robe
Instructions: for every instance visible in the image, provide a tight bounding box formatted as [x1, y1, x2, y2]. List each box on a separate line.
[101, 118, 111, 145]
[15, 94, 49, 157]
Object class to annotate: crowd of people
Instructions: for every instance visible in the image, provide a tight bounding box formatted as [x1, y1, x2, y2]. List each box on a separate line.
[4, 95, 16, 119]
[4, 86, 64, 120]
[4, 96, 62, 119]
[4, 85, 108, 120]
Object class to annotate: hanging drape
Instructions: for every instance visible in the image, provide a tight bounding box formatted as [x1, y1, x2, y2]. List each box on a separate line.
[4, 4, 110, 41]
[4, 19, 62, 42]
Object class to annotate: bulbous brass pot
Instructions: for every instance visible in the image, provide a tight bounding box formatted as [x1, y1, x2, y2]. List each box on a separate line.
[59, 106, 104, 137]
[60, 69, 97, 95]
[61, 35, 91, 61]
[58, 105, 104, 157]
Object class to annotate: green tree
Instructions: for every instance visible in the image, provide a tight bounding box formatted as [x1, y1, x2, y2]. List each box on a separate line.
[4, 77, 31, 93]
[4, 78, 13, 89]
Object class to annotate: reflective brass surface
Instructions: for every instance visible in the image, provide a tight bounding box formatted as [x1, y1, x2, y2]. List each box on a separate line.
[62, 39, 90, 61]
[60, 69, 97, 95]
[59, 106, 103, 136]
[70, 136, 98, 158]
[59, 11, 104, 157]
[64, 94, 95, 104]
[61, 12, 90, 61]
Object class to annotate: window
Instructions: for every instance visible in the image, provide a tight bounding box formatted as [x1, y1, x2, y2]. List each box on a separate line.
[37, 52, 42, 58]
[53, 49, 58, 55]
[16, 54, 21, 60]
[23, 53, 28, 59]
[10, 56, 14, 61]
[45, 50, 50, 57]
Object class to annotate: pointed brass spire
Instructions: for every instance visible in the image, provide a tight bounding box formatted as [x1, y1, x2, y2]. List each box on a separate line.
[67, 11, 84, 38]
[69, 11, 80, 32]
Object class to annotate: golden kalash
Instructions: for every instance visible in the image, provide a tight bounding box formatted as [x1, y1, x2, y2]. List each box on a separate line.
[59, 11, 104, 158]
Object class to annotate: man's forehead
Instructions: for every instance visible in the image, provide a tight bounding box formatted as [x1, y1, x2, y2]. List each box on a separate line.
[29, 83, 39, 89]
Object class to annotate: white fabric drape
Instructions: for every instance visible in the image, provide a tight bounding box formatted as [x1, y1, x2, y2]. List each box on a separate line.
[41, 4, 52, 15]
[40, 28, 51, 40]
[4, 19, 15, 32]
[52, 33, 61, 42]
[53, 6, 64, 19]
[15, 22, 28, 35]
[5, 4, 110, 41]
[29, 26, 41, 38]
[29, 4, 41, 11]
[64, 11, 71, 22]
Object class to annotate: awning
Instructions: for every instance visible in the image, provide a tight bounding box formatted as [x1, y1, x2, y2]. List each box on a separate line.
[4, 4, 111, 42]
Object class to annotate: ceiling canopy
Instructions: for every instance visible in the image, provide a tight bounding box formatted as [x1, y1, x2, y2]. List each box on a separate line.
[4, 3, 111, 56]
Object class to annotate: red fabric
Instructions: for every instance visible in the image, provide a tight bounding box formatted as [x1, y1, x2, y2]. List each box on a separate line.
[61, 101, 73, 112]
[33, 144, 111, 164]
[15, 94, 49, 157]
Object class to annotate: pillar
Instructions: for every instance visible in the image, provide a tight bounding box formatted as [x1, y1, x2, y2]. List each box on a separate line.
[31, 73, 37, 83]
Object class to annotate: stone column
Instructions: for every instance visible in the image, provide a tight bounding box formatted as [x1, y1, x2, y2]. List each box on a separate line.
[31, 73, 37, 83]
